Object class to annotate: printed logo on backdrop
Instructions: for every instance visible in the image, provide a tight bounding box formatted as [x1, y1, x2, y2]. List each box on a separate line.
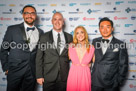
[69, 8, 83, 14]
[0, 17, 11, 21]
[50, 4, 57, 6]
[19, 4, 24, 7]
[0, 24, 3, 27]
[114, 16, 128, 20]
[125, 24, 133, 27]
[89, 25, 98, 28]
[37, 4, 48, 7]
[133, 30, 136, 33]
[2, 77, 6, 81]
[69, 3, 77, 6]
[127, 74, 136, 80]
[2, 9, 16, 14]
[14, 17, 23, 21]
[69, 17, 79, 21]
[129, 69, 136, 72]
[130, 39, 136, 43]
[129, 84, 136, 88]
[105, 2, 112, 5]
[46, 25, 53, 28]
[131, 16, 136, 20]
[36, 24, 43, 28]
[83, 17, 95, 21]
[124, 32, 135, 35]
[41, 17, 51, 21]
[128, 1, 136, 4]
[37, 9, 49, 14]
[129, 62, 136, 66]
[128, 54, 136, 58]
[105, 7, 121, 13]
[61, 4, 66, 6]
[94, 3, 102, 5]
[0, 84, 7, 87]
[70, 25, 75, 28]
[115, 24, 121, 27]
[88, 30, 100, 35]
[52, 9, 65, 13]
[115, 1, 124, 5]
[125, 7, 136, 13]
[9, 4, 16, 7]
[80, 3, 91, 6]
[0, 4, 6, 6]
[87, 9, 101, 14]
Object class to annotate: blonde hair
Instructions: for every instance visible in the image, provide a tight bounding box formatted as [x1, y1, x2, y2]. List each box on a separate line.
[73, 26, 90, 52]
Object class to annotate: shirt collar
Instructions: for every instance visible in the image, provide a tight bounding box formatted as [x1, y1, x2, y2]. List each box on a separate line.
[52, 29, 63, 36]
[24, 22, 35, 30]
[102, 35, 113, 42]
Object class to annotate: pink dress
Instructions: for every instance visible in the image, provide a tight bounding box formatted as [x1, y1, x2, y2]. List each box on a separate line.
[67, 46, 95, 91]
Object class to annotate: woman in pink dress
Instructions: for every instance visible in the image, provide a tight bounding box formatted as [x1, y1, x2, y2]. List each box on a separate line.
[67, 26, 95, 91]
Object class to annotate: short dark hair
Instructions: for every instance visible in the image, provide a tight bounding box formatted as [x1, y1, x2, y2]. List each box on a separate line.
[99, 17, 113, 27]
[22, 5, 36, 14]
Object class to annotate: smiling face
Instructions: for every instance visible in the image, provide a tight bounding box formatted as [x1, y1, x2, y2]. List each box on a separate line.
[75, 27, 86, 43]
[23, 7, 36, 27]
[52, 12, 64, 32]
[99, 21, 114, 39]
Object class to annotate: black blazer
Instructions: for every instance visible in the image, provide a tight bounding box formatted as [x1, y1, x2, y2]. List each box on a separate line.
[36, 30, 73, 82]
[92, 37, 128, 88]
[0, 23, 43, 76]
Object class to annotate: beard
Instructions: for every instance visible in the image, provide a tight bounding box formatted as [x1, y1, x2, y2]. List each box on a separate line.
[24, 17, 35, 26]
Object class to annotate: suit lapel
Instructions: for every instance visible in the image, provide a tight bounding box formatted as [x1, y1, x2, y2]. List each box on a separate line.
[96, 38, 103, 58]
[20, 23, 27, 43]
[105, 37, 115, 54]
[49, 30, 59, 55]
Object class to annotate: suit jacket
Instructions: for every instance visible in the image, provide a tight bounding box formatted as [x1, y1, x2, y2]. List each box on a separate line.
[92, 37, 128, 88]
[0, 23, 43, 76]
[36, 30, 73, 82]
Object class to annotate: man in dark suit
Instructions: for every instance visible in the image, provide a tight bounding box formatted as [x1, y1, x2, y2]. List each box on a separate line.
[36, 12, 73, 91]
[92, 17, 128, 91]
[0, 5, 43, 91]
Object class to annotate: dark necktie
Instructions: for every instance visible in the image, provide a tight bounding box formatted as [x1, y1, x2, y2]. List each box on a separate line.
[57, 33, 61, 54]
[27, 27, 35, 31]
[102, 39, 109, 43]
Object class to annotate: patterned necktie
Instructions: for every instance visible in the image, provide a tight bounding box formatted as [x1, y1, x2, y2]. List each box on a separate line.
[57, 33, 61, 54]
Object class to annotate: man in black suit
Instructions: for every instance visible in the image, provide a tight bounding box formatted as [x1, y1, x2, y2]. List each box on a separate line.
[92, 17, 128, 91]
[36, 12, 73, 91]
[0, 5, 43, 91]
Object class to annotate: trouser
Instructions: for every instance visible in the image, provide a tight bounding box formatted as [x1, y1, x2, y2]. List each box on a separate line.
[7, 66, 36, 91]
[92, 85, 119, 91]
[43, 73, 66, 91]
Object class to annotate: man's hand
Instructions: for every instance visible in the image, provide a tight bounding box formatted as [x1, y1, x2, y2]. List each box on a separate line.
[5, 70, 8, 75]
[37, 78, 44, 85]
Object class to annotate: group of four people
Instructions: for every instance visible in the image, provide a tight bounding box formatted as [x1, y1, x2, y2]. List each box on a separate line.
[0, 5, 128, 91]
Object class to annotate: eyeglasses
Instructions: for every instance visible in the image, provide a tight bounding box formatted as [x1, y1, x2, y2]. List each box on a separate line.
[23, 12, 36, 16]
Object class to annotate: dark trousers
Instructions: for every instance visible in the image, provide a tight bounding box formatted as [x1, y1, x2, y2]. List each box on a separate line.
[43, 73, 66, 91]
[92, 85, 119, 91]
[7, 66, 36, 91]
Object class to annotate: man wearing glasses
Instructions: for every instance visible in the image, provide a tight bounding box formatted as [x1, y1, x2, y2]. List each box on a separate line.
[0, 5, 43, 91]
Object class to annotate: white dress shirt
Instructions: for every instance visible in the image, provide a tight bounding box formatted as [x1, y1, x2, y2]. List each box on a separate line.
[52, 29, 65, 55]
[24, 22, 39, 51]
[101, 36, 113, 54]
